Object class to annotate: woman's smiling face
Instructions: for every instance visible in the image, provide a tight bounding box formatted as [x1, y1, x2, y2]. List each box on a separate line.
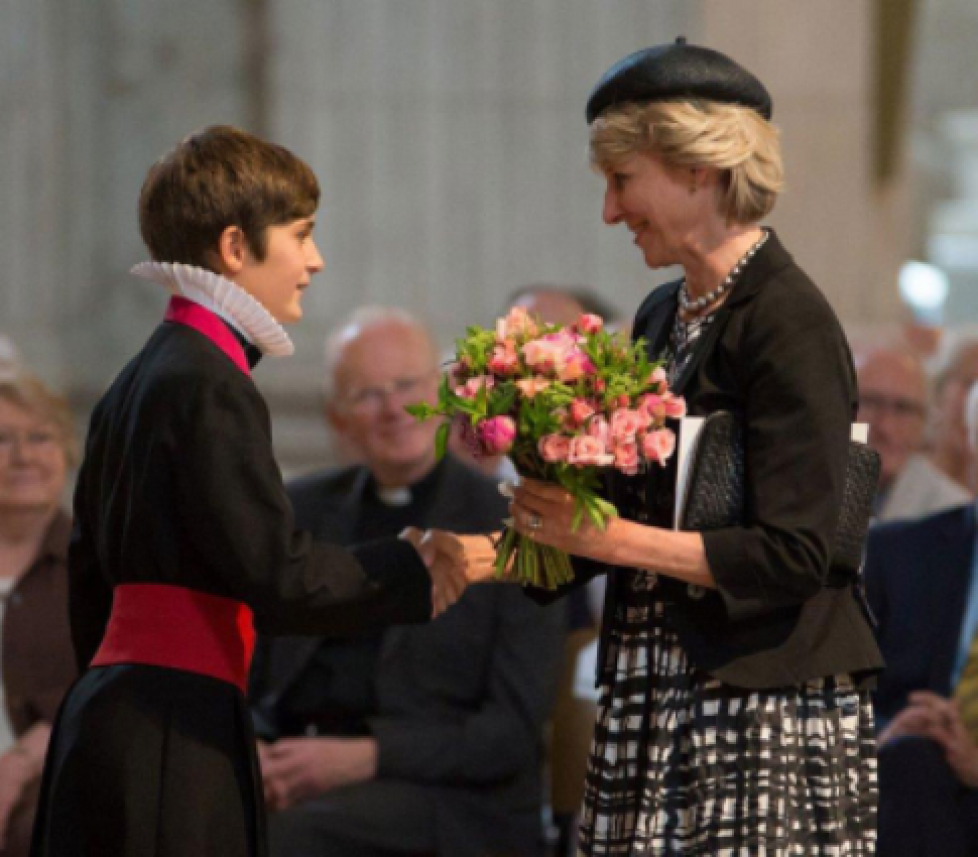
[0, 398, 68, 514]
[600, 152, 711, 270]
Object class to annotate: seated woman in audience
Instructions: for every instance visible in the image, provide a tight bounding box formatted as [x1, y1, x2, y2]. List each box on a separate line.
[0, 371, 77, 857]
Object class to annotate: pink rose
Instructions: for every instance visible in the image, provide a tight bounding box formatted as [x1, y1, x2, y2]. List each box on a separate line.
[521, 338, 558, 373]
[637, 393, 666, 421]
[663, 393, 687, 419]
[642, 428, 676, 465]
[558, 350, 596, 383]
[488, 340, 520, 376]
[496, 306, 539, 340]
[610, 408, 645, 443]
[455, 375, 494, 400]
[614, 441, 640, 475]
[479, 416, 517, 455]
[576, 313, 603, 335]
[587, 415, 611, 447]
[567, 435, 615, 468]
[568, 398, 596, 426]
[538, 433, 571, 463]
[515, 377, 551, 398]
[522, 332, 578, 375]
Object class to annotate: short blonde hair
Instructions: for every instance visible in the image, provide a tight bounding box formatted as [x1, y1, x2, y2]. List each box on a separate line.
[589, 100, 784, 224]
[0, 372, 78, 467]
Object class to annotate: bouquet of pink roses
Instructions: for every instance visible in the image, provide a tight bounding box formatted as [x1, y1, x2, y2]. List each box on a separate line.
[407, 307, 685, 589]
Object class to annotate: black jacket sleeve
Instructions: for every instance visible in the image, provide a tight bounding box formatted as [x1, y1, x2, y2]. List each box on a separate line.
[177, 375, 432, 636]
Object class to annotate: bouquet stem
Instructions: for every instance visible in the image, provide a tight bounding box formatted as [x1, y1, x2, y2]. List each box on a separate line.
[494, 527, 575, 590]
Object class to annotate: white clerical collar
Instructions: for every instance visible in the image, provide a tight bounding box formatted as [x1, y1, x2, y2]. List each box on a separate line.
[131, 261, 295, 357]
[376, 486, 413, 507]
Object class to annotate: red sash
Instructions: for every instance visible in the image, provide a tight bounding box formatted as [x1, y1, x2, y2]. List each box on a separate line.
[90, 297, 257, 690]
[91, 584, 256, 692]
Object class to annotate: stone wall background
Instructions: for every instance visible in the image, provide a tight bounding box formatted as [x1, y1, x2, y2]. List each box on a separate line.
[5, 0, 964, 473]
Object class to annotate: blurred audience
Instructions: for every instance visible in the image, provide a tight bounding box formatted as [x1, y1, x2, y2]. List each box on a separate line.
[931, 339, 978, 493]
[249, 307, 565, 857]
[0, 372, 77, 857]
[856, 346, 969, 521]
[864, 380, 978, 856]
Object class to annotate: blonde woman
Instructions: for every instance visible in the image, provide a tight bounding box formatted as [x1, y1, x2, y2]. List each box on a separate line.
[497, 41, 884, 854]
[0, 372, 76, 857]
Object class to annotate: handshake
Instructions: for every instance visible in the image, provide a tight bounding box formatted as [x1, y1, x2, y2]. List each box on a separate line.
[399, 528, 500, 617]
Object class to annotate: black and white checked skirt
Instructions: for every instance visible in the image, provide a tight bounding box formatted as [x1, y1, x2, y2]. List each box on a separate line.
[578, 571, 877, 856]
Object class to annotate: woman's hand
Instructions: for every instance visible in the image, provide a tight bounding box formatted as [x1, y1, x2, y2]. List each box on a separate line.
[510, 478, 715, 587]
[510, 478, 621, 566]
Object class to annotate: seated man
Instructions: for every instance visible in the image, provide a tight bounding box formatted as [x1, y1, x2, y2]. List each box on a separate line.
[864, 379, 978, 856]
[249, 307, 566, 857]
[931, 338, 978, 493]
[856, 345, 968, 521]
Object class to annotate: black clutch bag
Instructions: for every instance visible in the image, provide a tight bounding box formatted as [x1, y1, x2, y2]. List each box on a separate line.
[679, 411, 880, 573]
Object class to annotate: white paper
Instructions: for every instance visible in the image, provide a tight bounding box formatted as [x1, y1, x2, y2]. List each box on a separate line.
[672, 419, 871, 530]
[673, 416, 705, 530]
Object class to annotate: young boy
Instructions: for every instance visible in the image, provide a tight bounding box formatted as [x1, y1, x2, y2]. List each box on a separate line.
[29, 126, 467, 857]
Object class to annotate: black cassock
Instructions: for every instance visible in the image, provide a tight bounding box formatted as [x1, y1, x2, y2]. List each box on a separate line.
[30, 311, 432, 857]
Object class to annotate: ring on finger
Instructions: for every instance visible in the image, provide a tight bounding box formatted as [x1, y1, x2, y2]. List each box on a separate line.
[527, 512, 544, 531]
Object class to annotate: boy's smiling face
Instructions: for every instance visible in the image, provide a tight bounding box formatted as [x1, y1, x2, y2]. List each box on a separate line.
[231, 217, 323, 323]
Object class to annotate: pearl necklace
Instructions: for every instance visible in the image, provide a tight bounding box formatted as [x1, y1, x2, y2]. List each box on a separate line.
[678, 229, 769, 315]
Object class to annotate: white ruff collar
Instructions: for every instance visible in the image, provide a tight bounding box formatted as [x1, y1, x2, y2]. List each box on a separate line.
[131, 261, 295, 357]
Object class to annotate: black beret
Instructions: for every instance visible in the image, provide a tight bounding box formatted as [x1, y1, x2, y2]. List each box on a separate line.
[585, 38, 773, 124]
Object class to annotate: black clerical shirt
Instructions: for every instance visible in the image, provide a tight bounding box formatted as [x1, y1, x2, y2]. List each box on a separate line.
[275, 462, 445, 736]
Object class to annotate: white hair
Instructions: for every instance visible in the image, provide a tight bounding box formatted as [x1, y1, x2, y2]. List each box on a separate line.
[322, 306, 439, 403]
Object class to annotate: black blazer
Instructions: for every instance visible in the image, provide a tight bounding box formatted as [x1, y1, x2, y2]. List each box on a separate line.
[250, 457, 566, 857]
[528, 232, 883, 689]
[863, 504, 976, 731]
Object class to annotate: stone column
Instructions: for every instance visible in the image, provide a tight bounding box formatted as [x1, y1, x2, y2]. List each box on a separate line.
[697, 0, 908, 329]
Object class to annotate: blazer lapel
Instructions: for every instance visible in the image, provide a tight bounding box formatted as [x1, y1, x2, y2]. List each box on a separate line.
[639, 284, 679, 363]
[670, 306, 734, 397]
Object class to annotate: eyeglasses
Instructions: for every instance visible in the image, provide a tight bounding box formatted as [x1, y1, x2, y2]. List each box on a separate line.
[341, 373, 436, 415]
[858, 393, 926, 421]
[0, 426, 61, 455]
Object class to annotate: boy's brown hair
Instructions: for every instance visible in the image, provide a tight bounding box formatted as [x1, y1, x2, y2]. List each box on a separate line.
[138, 125, 320, 269]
